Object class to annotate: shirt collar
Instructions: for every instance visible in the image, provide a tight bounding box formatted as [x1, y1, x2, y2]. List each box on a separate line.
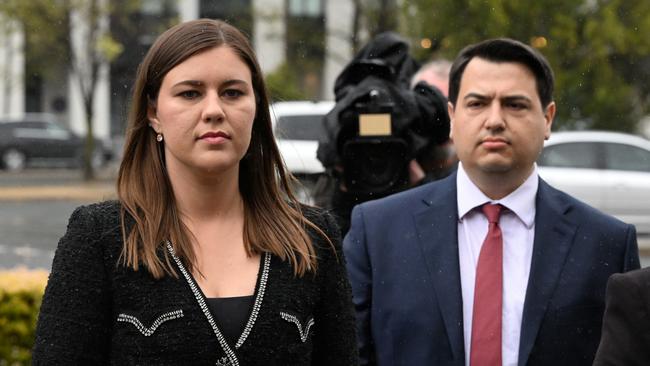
[456, 162, 538, 228]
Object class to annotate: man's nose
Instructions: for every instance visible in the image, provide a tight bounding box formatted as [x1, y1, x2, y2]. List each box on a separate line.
[485, 102, 506, 130]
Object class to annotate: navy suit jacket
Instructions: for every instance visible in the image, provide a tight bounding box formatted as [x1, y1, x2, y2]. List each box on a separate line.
[343, 173, 640, 366]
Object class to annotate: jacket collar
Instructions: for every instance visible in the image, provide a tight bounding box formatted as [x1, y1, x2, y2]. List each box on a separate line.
[414, 173, 465, 362]
[518, 178, 577, 365]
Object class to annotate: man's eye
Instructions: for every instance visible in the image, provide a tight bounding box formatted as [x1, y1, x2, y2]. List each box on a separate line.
[179, 90, 200, 99]
[467, 101, 483, 108]
[507, 102, 526, 110]
[223, 89, 244, 98]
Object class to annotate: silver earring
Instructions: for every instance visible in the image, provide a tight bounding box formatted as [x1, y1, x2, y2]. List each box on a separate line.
[156, 133, 163, 142]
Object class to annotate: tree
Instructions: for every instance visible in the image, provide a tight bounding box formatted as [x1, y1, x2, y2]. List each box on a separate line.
[265, 62, 307, 102]
[0, 0, 128, 180]
[0, 0, 70, 119]
[0, 0, 70, 80]
[350, 0, 400, 53]
[399, 0, 650, 133]
[66, 0, 123, 180]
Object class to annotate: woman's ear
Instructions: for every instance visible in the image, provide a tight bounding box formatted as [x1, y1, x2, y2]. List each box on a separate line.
[147, 99, 161, 132]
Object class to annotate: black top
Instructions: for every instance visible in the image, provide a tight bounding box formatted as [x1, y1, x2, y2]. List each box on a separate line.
[32, 200, 358, 366]
[206, 296, 254, 345]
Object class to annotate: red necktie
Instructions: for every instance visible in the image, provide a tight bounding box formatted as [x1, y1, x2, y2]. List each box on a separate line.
[470, 203, 503, 366]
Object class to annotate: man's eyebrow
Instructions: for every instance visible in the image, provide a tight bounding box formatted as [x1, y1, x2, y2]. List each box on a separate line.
[501, 95, 533, 103]
[463, 92, 490, 101]
[462, 93, 533, 103]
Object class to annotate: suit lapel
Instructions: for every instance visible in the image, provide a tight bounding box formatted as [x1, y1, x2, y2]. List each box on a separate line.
[518, 179, 577, 365]
[414, 174, 465, 361]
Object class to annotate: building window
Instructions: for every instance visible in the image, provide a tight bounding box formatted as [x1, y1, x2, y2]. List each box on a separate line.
[288, 0, 322, 17]
[200, 0, 253, 36]
[141, 0, 164, 15]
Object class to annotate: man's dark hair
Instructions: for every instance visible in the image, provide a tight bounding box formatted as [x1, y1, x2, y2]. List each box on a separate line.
[448, 38, 554, 108]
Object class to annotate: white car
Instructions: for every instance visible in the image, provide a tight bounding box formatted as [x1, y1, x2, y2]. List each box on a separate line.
[537, 131, 650, 234]
[270, 101, 335, 176]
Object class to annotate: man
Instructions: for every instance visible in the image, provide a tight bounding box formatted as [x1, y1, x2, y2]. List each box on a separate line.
[343, 38, 640, 366]
[410, 59, 452, 93]
[593, 267, 650, 366]
[409, 59, 458, 184]
[316, 32, 449, 235]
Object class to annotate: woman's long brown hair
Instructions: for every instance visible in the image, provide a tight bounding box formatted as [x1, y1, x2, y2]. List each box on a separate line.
[117, 19, 329, 278]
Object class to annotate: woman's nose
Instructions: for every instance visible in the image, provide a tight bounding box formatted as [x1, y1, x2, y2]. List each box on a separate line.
[201, 92, 225, 123]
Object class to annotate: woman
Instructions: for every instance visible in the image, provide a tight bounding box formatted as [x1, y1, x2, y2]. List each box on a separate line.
[32, 19, 358, 366]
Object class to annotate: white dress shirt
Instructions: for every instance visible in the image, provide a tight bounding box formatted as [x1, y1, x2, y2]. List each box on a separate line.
[457, 163, 538, 366]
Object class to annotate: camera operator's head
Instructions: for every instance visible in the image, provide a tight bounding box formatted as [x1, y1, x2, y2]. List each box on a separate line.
[408, 59, 457, 183]
[411, 59, 452, 97]
[315, 32, 451, 233]
[318, 32, 450, 197]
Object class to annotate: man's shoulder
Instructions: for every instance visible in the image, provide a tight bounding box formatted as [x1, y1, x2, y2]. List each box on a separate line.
[359, 174, 455, 213]
[540, 179, 631, 230]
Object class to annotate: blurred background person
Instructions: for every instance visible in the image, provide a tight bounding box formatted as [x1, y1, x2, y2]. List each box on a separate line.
[316, 32, 450, 234]
[410, 59, 452, 94]
[409, 59, 458, 184]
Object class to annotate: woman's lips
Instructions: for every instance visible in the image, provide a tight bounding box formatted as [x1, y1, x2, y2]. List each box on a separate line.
[199, 131, 230, 144]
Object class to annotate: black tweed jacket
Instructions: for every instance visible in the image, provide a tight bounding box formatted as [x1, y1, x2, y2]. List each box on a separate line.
[32, 201, 358, 365]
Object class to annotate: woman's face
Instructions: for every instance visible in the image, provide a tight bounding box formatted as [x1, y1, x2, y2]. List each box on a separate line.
[148, 46, 256, 177]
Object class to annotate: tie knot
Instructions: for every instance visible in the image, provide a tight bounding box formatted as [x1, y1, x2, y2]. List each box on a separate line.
[481, 203, 502, 224]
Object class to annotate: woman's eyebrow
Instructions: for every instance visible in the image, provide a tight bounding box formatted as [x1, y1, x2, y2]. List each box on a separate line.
[171, 80, 203, 88]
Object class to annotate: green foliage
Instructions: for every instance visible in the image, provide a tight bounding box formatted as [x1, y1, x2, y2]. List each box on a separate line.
[0, 0, 70, 79]
[358, 0, 399, 39]
[266, 62, 308, 102]
[399, 0, 650, 133]
[0, 270, 47, 366]
[285, 14, 326, 100]
[0, 0, 141, 180]
[97, 34, 124, 63]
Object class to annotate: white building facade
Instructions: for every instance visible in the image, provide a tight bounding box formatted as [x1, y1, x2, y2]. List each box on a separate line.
[0, 0, 355, 140]
[0, 16, 24, 120]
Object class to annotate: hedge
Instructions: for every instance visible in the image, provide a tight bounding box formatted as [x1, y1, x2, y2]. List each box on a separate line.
[0, 268, 48, 366]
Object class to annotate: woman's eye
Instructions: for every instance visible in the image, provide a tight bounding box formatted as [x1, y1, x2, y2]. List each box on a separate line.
[223, 89, 244, 98]
[179, 90, 200, 99]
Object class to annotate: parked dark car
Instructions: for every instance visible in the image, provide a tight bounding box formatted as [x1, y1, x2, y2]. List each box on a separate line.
[0, 118, 112, 171]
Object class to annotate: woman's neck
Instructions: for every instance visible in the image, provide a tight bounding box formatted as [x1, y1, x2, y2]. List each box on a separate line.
[168, 163, 244, 220]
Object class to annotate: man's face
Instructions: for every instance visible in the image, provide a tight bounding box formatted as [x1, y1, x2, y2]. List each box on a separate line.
[448, 57, 555, 183]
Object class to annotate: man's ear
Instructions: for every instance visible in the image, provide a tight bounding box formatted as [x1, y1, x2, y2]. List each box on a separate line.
[147, 99, 161, 132]
[543, 101, 556, 140]
[447, 101, 455, 140]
